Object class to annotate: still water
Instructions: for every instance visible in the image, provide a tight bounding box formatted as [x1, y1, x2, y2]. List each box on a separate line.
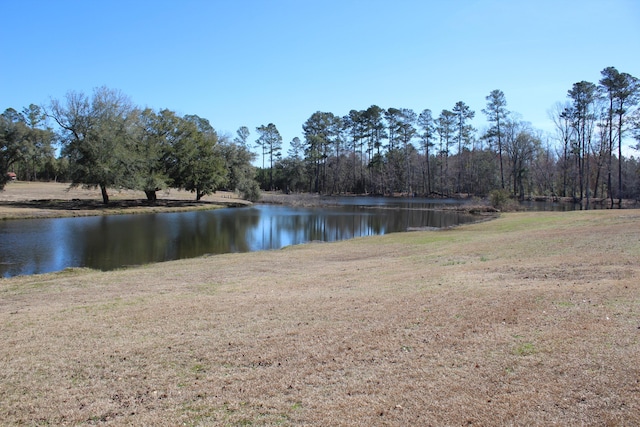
[0, 198, 477, 277]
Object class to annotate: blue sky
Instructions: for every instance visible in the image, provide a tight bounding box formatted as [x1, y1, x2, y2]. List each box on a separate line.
[2, 0, 639, 154]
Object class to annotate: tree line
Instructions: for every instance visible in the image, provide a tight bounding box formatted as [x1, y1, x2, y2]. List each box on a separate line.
[2, 66, 639, 206]
[255, 66, 639, 206]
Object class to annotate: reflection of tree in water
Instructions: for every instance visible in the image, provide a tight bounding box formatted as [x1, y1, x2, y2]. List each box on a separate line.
[68, 215, 174, 270]
[69, 210, 263, 270]
[170, 209, 260, 257]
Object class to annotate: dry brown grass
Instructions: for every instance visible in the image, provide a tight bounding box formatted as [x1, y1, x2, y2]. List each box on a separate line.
[0, 182, 249, 220]
[1, 207, 639, 426]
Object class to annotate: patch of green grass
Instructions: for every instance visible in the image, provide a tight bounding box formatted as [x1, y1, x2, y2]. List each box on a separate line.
[554, 301, 575, 308]
[191, 363, 207, 373]
[442, 259, 466, 266]
[196, 282, 220, 294]
[514, 342, 536, 356]
[66, 296, 145, 313]
[487, 212, 567, 233]
[1, 280, 66, 295]
[55, 267, 95, 276]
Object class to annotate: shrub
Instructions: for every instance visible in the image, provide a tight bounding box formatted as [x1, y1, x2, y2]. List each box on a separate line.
[489, 189, 518, 211]
[239, 179, 261, 202]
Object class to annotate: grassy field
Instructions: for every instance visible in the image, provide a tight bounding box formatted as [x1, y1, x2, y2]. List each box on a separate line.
[1, 186, 639, 425]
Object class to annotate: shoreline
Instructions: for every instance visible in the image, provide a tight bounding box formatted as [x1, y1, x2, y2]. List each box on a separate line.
[3, 182, 638, 220]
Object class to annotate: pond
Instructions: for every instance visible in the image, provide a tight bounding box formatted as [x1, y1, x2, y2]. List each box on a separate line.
[0, 197, 481, 277]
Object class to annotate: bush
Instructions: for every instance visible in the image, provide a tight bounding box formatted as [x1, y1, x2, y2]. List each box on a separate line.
[239, 179, 261, 202]
[489, 189, 518, 211]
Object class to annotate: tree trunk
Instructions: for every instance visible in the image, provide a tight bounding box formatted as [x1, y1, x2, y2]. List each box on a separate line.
[618, 114, 623, 208]
[100, 183, 109, 205]
[144, 190, 157, 202]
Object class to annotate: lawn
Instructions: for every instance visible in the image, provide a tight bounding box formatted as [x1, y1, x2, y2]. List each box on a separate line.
[0, 191, 639, 425]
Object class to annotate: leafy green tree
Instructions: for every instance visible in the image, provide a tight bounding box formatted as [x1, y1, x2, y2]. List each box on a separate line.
[277, 137, 307, 193]
[13, 104, 56, 182]
[169, 114, 226, 201]
[0, 106, 57, 182]
[129, 108, 176, 201]
[274, 156, 307, 193]
[0, 108, 28, 189]
[50, 86, 135, 204]
[217, 134, 260, 201]
[482, 90, 509, 189]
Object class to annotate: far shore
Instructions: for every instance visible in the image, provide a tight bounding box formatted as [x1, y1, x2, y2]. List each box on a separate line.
[0, 182, 497, 221]
[2, 181, 638, 221]
[0, 181, 251, 220]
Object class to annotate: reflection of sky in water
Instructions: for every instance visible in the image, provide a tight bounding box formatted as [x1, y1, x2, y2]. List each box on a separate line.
[0, 216, 99, 277]
[0, 201, 477, 278]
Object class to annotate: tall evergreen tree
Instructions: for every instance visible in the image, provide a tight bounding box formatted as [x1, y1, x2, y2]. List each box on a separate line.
[482, 90, 508, 189]
[255, 123, 282, 190]
[417, 109, 436, 194]
[362, 105, 387, 193]
[599, 67, 639, 207]
[567, 81, 598, 206]
[344, 109, 365, 191]
[436, 110, 456, 194]
[234, 126, 251, 149]
[303, 112, 338, 193]
[452, 101, 475, 193]
[397, 108, 417, 194]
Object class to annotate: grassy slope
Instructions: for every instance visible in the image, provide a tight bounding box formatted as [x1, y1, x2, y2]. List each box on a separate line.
[1, 210, 639, 425]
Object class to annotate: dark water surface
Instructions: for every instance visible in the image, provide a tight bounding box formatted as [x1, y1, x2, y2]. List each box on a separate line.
[0, 198, 480, 277]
